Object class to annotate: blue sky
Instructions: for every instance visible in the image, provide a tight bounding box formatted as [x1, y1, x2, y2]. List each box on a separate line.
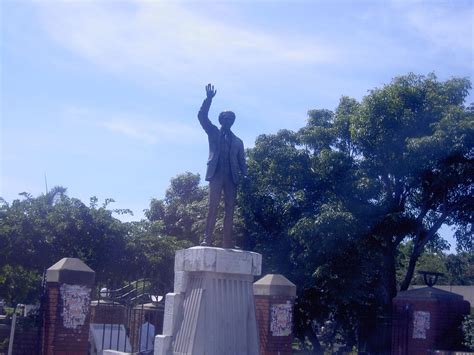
[1, 0, 472, 250]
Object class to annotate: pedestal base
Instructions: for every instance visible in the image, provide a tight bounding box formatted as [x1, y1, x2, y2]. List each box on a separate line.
[155, 247, 262, 355]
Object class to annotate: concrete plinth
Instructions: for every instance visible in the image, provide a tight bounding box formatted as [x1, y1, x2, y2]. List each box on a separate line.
[155, 246, 262, 355]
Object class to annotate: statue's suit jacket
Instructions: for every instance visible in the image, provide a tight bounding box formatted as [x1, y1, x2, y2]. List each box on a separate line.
[198, 98, 247, 184]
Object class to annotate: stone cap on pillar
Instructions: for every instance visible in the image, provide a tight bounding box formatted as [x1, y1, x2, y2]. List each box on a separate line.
[395, 286, 464, 301]
[253, 274, 296, 297]
[175, 247, 262, 276]
[46, 258, 95, 285]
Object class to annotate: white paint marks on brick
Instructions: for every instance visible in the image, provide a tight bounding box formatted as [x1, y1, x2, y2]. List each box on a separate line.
[270, 301, 292, 336]
[60, 284, 91, 329]
[412, 311, 430, 339]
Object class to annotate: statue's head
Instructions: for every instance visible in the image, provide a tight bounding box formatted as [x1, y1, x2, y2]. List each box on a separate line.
[218, 111, 236, 131]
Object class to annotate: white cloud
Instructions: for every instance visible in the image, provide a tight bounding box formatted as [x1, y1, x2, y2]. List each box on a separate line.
[35, 1, 338, 81]
[391, 0, 473, 52]
[97, 119, 198, 145]
[64, 105, 200, 145]
[97, 120, 158, 144]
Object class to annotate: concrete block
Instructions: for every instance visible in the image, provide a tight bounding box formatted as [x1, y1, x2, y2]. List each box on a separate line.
[254, 274, 296, 296]
[183, 247, 217, 272]
[252, 252, 262, 276]
[216, 249, 252, 274]
[157, 247, 263, 355]
[174, 249, 185, 272]
[46, 257, 95, 285]
[180, 246, 262, 275]
[173, 271, 188, 293]
[162, 293, 183, 336]
[154, 335, 172, 355]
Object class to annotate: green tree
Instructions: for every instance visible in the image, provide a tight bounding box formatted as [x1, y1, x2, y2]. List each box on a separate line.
[445, 253, 474, 285]
[145, 172, 247, 247]
[397, 243, 474, 286]
[0, 174, 245, 305]
[0, 188, 132, 303]
[122, 221, 192, 294]
[462, 315, 474, 350]
[241, 73, 473, 351]
[145, 172, 208, 245]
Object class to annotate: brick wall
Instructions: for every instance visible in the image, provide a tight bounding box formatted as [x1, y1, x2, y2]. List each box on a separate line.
[392, 297, 470, 355]
[42, 283, 91, 355]
[255, 297, 270, 353]
[255, 295, 294, 355]
[42, 283, 59, 355]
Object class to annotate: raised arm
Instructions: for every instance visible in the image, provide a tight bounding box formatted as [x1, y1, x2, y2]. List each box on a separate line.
[205, 83, 216, 100]
[198, 84, 217, 133]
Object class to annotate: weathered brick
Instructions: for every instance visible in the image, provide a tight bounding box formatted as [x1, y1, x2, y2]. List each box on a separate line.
[42, 282, 92, 355]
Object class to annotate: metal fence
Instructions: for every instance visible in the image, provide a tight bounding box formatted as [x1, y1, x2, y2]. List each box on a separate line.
[89, 279, 164, 354]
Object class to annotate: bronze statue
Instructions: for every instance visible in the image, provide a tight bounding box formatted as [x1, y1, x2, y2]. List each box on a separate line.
[198, 84, 247, 248]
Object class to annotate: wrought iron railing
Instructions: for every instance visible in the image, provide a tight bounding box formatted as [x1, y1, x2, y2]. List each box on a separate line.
[90, 279, 164, 354]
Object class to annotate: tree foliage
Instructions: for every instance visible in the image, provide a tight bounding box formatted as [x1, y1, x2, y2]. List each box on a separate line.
[145, 172, 208, 245]
[240, 73, 473, 350]
[0, 188, 131, 302]
[145, 172, 247, 247]
[463, 315, 474, 351]
[0, 183, 193, 304]
[397, 243, 474, 286]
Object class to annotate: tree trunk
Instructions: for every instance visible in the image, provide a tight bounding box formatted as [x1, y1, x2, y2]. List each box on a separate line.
[400, 247, 421, 291]
[400, 212, 449, 291]
[362, 244, 397, 354]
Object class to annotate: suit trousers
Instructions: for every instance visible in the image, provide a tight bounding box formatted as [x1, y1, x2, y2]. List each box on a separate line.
[205, 168, 237, 248]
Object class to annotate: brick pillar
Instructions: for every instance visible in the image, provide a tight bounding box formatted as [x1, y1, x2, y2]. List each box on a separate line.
[42, 258, 95, 355]
[254, 274, 296, 355]
[391, 286, 470, 355]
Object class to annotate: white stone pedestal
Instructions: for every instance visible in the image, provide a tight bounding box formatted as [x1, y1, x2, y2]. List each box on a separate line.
[155, 246, 262, 355]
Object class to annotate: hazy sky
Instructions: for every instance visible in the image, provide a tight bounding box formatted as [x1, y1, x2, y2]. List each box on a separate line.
[1, 0, 472, 249]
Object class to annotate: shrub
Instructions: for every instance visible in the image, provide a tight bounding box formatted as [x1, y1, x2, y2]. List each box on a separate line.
[462, 314, 474, 350]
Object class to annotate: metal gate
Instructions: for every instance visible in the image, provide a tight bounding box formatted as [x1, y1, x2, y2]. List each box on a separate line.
[89, 279, 164, 354]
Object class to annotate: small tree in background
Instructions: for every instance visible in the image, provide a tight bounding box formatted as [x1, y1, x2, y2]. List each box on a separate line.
[462, 315, 474, 351]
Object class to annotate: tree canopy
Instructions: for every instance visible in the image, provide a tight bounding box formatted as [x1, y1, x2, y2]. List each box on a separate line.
[239, 73, 473, 351]
[0, 185, 191, 303]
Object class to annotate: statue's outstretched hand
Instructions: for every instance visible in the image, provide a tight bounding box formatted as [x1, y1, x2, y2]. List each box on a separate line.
[206, 83, 217, 99]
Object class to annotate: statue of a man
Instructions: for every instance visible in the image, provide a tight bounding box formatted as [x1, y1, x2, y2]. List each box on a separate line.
[198, 84, 247, 248]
